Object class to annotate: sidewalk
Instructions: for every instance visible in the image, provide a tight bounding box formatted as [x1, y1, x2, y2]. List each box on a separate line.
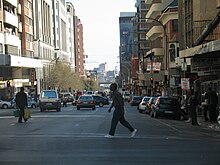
[199, 115, 220, 131]
[185, 114, 220, 131]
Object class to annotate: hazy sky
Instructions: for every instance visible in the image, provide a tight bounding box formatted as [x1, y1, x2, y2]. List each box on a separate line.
[69, 0, 136, 70]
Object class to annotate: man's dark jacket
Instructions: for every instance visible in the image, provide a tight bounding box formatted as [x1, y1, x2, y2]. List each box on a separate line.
[15, 92, 28, 108]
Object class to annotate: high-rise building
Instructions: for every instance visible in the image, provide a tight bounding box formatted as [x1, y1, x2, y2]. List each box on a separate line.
[74, 16, 85, 77]
[119, 12, 136, 89]
[66, 2, 76, 72]
[179, 0, 220, 93]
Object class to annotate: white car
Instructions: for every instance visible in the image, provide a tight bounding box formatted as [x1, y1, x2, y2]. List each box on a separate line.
[0, 100, 12, 109]
[138, 96, 151, 113]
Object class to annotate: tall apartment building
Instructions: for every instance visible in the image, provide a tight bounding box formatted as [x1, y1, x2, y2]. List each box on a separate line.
[33, 0, 54, 92]
[134, 0, 151, 95]
[133, 0, 178, 96]
[0, 0, 43, 98]
[0, 0, 20, 83]
[119, 12, 136, 89]
[0, 0, 83, 97]
[66, 2, 76, 72]
[20, 0, 34, 58]
[74, 16, 85, 77]
[52, 0, 69, 63]
[179, 0, 220, 94]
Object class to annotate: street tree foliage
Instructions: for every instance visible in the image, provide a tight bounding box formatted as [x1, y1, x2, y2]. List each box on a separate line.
[49, 62, 85, 91]
[84, 79, 98, 91]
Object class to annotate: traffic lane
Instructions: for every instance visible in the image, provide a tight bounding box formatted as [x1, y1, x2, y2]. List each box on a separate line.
[137, 110, 220, 140]
[0, 106, 220, 164]
[0, 134, 220, 165]
[0, 104, 219, 140]
[2, 102, 219, 141]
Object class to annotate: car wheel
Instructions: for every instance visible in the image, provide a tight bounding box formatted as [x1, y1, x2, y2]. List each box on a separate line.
[139, 110, 143, 113]
[2, 104, 8, 109]
[99, 102, 104, 107]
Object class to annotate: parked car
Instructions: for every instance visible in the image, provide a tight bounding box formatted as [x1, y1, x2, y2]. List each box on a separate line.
[145, 96, 158, 114]
[60, 92, 75, 103]
[92, 95, 109, 107]
[39, 90, 61, 112]
[76, 95, 96, 110]
[138, 96, 151, 113]
[123, 91, 131, 102]
[130, 96, 142, 106]
[27, 97, 38, 108]
[150, 96, 181, 120]
[0, 99, 12, 109]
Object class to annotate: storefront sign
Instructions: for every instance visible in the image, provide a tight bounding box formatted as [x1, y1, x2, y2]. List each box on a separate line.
[146, 62, 161, 71]
[181, 78, 190, 91]
[191, 58, 220, 75]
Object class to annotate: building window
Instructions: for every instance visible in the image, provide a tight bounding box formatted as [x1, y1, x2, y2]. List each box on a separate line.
[169, 44, 176, 62]
[172, 20, 178, 33]
[0, 44, 3, 53]
[0, 21, 2, 32]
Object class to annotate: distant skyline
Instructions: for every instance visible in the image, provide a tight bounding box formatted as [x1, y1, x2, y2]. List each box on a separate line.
[69, 0, 136, 70]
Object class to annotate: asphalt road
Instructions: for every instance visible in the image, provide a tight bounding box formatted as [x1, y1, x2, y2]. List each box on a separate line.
[0, 103, 220, 165]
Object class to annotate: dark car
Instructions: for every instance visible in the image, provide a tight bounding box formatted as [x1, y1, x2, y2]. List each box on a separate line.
[92, 95, 109, 107]
[145, 96, 157, 114]
[130, 96, 142, 106]
[150, 96, 181, 120]
[76, 95, 96, 110]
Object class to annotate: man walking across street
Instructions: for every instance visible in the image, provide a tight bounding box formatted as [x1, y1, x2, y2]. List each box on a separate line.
[105, 83, 137, 138]
[15, 87, 28, 123]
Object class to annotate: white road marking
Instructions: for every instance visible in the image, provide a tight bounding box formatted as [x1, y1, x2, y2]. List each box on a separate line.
[0, 114, 105, 119]
[156, 119, 183, 133]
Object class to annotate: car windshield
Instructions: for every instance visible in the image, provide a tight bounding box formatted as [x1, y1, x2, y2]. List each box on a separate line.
[79, 96, 93, 100]
[42, 91, 57, 98]
[134, 97, 141, 100]
[143, 97, 150, 102]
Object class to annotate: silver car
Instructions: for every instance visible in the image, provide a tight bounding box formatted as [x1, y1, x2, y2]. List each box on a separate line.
[0, 99, 12, 109]
[138, 96, 151, 113]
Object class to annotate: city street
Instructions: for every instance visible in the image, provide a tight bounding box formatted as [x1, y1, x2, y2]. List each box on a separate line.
[0, 103, 220, 165]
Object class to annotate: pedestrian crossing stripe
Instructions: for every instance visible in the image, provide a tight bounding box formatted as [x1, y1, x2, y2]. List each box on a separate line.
[0, 114, 105, 119]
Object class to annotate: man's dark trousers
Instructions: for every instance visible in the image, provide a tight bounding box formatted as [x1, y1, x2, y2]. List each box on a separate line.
[18, 106, 25, 123]
[109, 106, 134, 136]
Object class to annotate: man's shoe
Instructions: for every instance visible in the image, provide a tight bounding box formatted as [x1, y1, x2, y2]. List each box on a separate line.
[131, 129, 137, 138]
[104, 134, 114, 138]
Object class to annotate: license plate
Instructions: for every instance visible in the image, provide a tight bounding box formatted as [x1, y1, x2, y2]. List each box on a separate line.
[46, 103, 52, 105]
[165, 111, 173, 114]
[83, 102, 88, 104]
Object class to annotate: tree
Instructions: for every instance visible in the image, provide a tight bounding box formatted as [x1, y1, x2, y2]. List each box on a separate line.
[48, 62, 85, 91]
[84, 79, 98, 91]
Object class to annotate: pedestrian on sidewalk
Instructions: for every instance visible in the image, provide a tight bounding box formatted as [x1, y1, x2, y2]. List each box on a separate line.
[179, 95, 188, 120]
[105, 83, 137, 138]
[206, 87, 219, 123]
[188, 90, 200, 126]
[15, 87, 28, 123]
[203, 93, 209, 122]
